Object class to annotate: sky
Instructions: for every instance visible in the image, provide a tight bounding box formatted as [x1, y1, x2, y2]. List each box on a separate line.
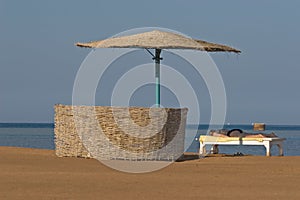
[0, 0, 300, 125]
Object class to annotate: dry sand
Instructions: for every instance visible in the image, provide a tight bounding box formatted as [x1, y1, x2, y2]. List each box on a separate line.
[0, 146, 299, 200]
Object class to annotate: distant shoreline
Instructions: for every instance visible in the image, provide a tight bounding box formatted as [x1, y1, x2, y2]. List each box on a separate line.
[0, 123, 54, 128]
[1, 123, 300, 129]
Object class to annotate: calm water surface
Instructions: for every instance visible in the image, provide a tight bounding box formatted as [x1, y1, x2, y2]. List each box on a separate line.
[0, 123, 299, 156]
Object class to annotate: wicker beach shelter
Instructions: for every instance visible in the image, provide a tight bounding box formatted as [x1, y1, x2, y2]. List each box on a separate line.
[76, 30, 240, 106]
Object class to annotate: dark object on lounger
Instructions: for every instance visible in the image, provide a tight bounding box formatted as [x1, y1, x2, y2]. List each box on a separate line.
[227, 129, 243, 137]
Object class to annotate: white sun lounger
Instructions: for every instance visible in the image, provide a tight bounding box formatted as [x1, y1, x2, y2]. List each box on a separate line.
[199, 136, 286, 156]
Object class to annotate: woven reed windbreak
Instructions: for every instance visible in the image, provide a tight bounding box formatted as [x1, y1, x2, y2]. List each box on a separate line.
[54, 105, 188, 161]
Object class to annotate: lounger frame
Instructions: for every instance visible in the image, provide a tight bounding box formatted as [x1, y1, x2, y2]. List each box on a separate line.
[199, 136, 286, 156]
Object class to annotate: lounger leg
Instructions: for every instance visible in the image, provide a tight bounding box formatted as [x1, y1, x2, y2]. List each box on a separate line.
[263, 141, 271, 156]
[199, 143, 206, 155]
[277, 143, 284, 156]
[211, 145, 219, 154]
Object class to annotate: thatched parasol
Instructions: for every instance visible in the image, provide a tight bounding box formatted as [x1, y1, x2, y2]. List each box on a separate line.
[76, 30, 240, 106]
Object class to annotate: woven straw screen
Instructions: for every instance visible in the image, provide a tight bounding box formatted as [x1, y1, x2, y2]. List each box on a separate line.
[54, 104, 188, 161]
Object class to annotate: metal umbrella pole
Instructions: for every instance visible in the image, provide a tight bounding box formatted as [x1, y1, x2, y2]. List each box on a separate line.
[154, 49, 162, 107]
[146, 48, 162, 107]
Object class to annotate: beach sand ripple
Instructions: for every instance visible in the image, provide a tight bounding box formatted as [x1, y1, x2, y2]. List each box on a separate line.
[0, 147, 299, 200]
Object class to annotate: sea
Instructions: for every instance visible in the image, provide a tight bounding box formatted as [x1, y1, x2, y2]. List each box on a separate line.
[0, 123, 299, 156]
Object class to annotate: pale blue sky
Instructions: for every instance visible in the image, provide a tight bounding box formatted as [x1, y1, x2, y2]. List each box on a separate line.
[0, 0, 300, 124]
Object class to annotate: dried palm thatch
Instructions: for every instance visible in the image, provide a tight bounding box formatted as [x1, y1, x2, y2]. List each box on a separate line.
[76, 30, 241, 53]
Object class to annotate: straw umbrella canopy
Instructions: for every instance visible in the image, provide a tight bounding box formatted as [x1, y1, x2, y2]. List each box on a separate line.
[76, 30, 240, 106]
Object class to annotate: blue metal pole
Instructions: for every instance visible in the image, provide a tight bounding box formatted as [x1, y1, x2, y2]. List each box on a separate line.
[154, 49, 162, 107]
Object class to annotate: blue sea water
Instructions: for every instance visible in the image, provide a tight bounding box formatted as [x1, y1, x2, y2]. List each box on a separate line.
[0, 123, 299, 156]
[0, 123, 54, 150]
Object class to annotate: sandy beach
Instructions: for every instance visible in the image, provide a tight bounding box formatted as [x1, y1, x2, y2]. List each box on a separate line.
[0, 147, 299, 200]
